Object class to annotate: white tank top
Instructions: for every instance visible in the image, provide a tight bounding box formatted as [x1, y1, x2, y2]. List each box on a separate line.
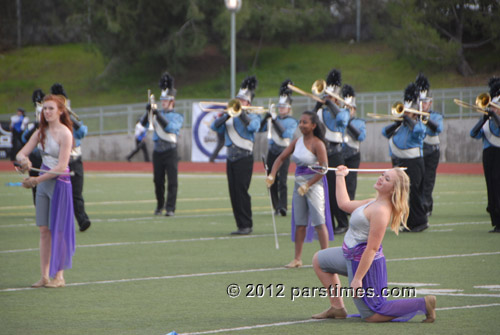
[38, 130, 60, 169]
[291, 136, 318, 166]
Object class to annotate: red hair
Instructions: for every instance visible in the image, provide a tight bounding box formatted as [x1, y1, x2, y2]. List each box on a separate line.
[38, 94, 74, 150]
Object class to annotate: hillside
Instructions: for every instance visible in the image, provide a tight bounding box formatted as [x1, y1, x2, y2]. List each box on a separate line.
[0, 42, 497, 116]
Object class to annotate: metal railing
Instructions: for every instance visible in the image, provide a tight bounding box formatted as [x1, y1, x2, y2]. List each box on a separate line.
[4, 86, 486, 136]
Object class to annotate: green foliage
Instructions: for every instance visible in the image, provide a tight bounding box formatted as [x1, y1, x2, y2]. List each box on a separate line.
[381, 0, 500, 75]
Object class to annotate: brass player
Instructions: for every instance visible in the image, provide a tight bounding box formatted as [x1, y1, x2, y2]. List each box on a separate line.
[314, 69, 350, 234]
[210, 76, 261, 235]
[341, 84, 366, 202]
[382, 83, 427, 232]
[416, 74, 443, 217]
[141, 72, 184, 217]
[260, 79, 298, 216]
[470, 77, 500, 233]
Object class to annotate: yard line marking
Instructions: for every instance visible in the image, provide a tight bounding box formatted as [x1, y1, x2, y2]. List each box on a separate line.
[174, 303, 500, 335]
[416, 289, 500, 298]
[178, 319, 322, 335]
[436, 303, 500, 311]
[431, 221, 490, 227]
[0, 233, 292, 253]
[387, 251, 500, 262]
[1, 252, 500, 292]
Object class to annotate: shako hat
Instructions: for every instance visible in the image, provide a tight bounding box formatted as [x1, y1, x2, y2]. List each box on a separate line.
[236, 76, 258, 103]
[159, 72, 176, 100]
[278, 79, 293, 108]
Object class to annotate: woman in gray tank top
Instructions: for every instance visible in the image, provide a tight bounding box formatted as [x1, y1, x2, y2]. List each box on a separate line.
[311, 165, 437, 323]
[16, 94, 75, 289]
[266, 111, 333, 268]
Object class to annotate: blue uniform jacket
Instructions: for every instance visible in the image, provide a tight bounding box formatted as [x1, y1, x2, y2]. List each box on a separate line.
[382, 120, 426, 157]
[320, 107, 350, 136]
[470, 118, 500, 150]
[425, 110, 444, 137]
[144, 109, 184, 142]
[260, 116, 298, 146]
[211, 113, 261, 146]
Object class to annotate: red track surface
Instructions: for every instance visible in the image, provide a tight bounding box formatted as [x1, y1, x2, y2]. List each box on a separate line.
[0, 160, 483, 174]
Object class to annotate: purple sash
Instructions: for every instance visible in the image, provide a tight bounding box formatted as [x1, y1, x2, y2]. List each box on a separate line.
[343, 242, 425, 322]
[290, 166, 334, 243]
[40, 164, 76, 277]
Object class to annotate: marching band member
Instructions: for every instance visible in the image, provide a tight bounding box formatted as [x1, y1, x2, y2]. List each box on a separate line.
[261, 79, 298, 216]
[126, 117, 150, 162]
[382, 83, 427, 232]
[10, 107, 29, 161]
[470, 77, 500, 233]
[341, 84, 366, 202]
[211, 76, 261, 235]
[315, 69, 350, 234]
[51, 83, 92, 232]
[416, 74, 443, 217]
[21, 89, 45, 205]
[141, 72, 184, 217]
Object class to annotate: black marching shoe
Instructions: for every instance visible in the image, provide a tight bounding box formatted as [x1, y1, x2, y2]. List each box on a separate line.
[489, 226, 500, 233]
[154, 208, 163, 216]
[79, 221, 91, 232]
[231, 228, 252, 235]
[279, 208, 287, 217]
[411, 223, 429, 232]
[165, 211, 175, 217]
[334, 226, 348, 235]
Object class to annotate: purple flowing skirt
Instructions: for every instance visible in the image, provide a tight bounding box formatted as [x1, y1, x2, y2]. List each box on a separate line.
[291, 166, 334, 243]
[343, 242, 426, 322]
[41, 164, 76, 277]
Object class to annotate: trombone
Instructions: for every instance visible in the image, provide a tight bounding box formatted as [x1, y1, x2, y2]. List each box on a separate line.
[391, 101, 430, 117]
[287, 82, 325, 103]
[366, 113, 403, 122]
[199, 99, 268, 117]
[454, 92, 500, 115]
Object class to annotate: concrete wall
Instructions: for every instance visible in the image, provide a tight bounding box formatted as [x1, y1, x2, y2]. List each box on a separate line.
[81, 118, 484, 163]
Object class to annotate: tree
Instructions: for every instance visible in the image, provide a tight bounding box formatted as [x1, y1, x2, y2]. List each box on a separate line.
[382, 0, 500, 76]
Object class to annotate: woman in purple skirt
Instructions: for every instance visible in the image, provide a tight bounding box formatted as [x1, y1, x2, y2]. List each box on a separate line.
[311, 165, 436, 322]
[16, 94, 75, 288]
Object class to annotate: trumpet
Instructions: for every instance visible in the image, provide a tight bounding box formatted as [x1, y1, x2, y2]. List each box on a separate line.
[199, 99, 268, 117]
[391, 101, 430, 117]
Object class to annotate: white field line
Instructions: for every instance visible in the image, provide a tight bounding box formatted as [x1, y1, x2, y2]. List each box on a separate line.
[1, 251, 500, 293]
[0, 221, 494, 252]
[175, 303, 500, 335]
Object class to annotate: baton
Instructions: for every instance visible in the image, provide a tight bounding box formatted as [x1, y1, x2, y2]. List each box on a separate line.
[308, 165, 407, 174]
[262, 155, 279, 250]
[14, 162, 75, 176]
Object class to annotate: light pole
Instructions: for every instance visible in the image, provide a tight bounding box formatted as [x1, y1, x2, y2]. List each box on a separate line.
[225, 0, 242, 98]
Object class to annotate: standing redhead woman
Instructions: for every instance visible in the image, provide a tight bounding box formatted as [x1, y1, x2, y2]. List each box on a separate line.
[312, 165, 436, 322]
[266, 111, 334, 268]
[16, 94, 75, 288]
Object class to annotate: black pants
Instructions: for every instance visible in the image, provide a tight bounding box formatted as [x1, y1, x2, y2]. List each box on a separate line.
[227, 155, 254, 229]
[483, 146, 500, 228]
[392, 157, 427, 229]
[423, 147, 440, 215]
[10, 131, 23, 161]
[127, 139, 150, 162]
[29, 150, 42, 206]
[344, 152, 360, 200]
[69, 157, 91, 228]
[153, 149, 178, 212]
[326, 151, 348, 229]
[266, 150, 290, 211]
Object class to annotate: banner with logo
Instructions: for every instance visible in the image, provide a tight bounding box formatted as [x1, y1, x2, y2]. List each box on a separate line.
[191, 102, 227, 162]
